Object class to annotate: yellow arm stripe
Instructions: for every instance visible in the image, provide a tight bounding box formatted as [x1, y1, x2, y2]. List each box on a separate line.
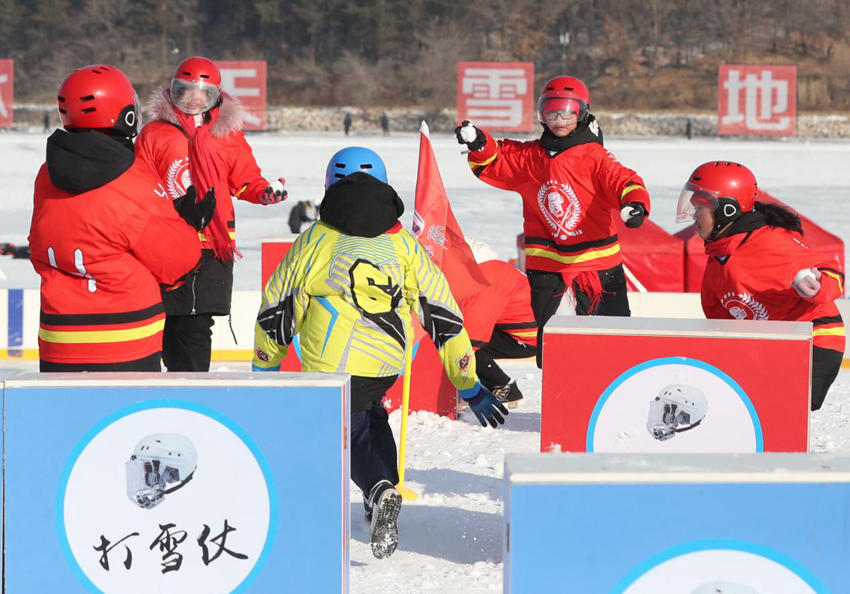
[198, 231, 237, 241]
[813, 327, 846, 338]
[620, 184, 645, 200]
[525, 243, 621, 265]
[508, 330, 538, 338]
[468, 152, 498, 168]
[236, 184, 248, 196]
[821, 269, 845, 294]
[39, 319, 165, 344]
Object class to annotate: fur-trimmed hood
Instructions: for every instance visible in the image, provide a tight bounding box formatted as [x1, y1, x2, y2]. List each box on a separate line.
[146, 87, 245, 138]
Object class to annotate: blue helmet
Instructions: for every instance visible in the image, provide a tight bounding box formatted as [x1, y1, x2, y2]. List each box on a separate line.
[324, 147, 388, 189]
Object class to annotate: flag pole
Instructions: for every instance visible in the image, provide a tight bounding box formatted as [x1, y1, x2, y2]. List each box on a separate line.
[396, 311, 418, 501]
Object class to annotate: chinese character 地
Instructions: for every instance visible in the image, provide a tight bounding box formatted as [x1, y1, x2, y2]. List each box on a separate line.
[722, 69, 790, 131]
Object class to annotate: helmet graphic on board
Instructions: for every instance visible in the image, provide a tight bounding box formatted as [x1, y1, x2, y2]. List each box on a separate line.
[647, 384, 708, 441]
[324, 146, 388, 189]
[537, 76, 590, 124]
[125, 433, 197, 509]
[691, 582, 759, 594]
[170, 56, 222, 115]
[57, 64, 140, 138]
[675, 161, 758, 233]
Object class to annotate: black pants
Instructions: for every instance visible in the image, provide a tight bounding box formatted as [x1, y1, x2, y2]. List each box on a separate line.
[162, 314, 215, 372]
[349, 375, 400, 497]
[812, 346, 843, 411]
[527, 265, 630, 367]
[40, 351, 162, 372]
[474, 331, 537, 390]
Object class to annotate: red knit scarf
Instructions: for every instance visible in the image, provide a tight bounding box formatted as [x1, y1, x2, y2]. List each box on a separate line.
[174, 107, 239, 262]
[561, 269, 605, 312]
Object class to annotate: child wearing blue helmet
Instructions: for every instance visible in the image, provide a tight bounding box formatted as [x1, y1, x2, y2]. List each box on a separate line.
[253, 147, 507, 559]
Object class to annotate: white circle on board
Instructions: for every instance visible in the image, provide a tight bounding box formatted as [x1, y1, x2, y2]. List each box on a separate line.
[63, 407, 271, 593]
[591, 361, 760, 453]
[623, 549, 817, 593]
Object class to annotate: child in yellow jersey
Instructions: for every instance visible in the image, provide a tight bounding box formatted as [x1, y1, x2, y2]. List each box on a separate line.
[253, 147, 508, 559]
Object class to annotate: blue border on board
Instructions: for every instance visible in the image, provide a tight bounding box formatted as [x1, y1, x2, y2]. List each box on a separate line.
[586, 356, 763, 452]
[55, 398, 278, 593]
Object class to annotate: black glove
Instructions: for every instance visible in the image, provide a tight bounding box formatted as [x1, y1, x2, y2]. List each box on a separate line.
[620, 202, 647, 228]
[454, 120, 486, 152]
[173, 186, 216, 231]
[463, 384, 509, 428]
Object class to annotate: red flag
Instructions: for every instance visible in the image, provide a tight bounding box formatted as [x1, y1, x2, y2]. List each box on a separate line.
[413, 121, 496, 340]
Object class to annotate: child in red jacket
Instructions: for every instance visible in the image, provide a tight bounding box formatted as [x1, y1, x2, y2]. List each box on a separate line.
[135, 56, 287, 372]
[29, 65, 205, 371]
[456, 75, 651, 366]
[677, 161, 845, 410]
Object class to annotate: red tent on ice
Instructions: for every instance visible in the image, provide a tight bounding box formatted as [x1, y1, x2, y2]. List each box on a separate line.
[616, 217, 685, 292]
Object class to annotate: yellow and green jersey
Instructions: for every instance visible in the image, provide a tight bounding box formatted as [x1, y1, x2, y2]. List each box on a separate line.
[253, 221, 480, 394]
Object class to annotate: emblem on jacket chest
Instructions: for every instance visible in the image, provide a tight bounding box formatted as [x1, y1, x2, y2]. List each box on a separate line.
[166, 157, 193, 199]
[720, 291, 769, 320]
[536, 180, 583, 239]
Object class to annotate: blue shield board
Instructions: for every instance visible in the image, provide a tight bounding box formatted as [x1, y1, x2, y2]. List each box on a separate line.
[504, 453, 850, 593]
[3, 372, 350, 593]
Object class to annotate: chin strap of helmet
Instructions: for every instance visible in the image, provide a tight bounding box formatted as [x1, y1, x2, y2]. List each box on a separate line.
[672, 418, 703, 434]
[709, 197, 742, 239]
[162, 470, 195, 495]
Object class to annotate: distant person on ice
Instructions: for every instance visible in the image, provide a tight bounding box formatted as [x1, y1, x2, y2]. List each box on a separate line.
[455, 75, 651, 367]
[287, 199, 317, 234]
[380, 111, 390, 136]
[252, 147, 508, 559]
[29, 65, 207, 372]
[677, 161, 845, 410]
[344, 112, 352, 136]
[135, 56, 288, 373]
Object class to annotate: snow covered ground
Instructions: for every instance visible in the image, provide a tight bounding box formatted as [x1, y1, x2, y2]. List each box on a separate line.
[1, 129, 849, 592]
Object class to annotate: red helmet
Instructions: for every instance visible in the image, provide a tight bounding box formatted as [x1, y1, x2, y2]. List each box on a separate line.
[57, 65, 139, 137]
[676, 161, 758, 225]
[170, 56, 222, 115]
[537, 76, 590, 124]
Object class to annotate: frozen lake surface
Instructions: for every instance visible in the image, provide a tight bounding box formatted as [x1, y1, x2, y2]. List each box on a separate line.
[1, 130, 848, 592]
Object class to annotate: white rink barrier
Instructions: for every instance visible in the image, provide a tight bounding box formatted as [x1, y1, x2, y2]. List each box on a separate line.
[504, 452, 850, 593]
[1, 289, 848, 362]
[2, 372, 350, 593]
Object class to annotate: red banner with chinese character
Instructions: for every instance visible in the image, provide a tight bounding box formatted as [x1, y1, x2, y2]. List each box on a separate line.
[217, 60, 266, 131]
[457, 61, 534, 132]
[718, 64, 796, 136]
[0, 60, 13, 128]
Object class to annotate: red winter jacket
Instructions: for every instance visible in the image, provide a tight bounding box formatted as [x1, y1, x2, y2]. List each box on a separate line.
[135, 89, 270, 252]
[467, 125, 651, 275]
[701, 223, 845, 352]
[29, 130, 201, 365]
[461, 259, 536, 347]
